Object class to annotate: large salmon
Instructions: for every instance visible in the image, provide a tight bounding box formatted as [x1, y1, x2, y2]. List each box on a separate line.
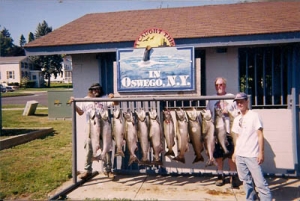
[88, 109, 101, 157]
[123, 109, 139, 166]
[215, 105, 229, 155]
[135, 108, 150, 164]
[97, 109, 113, 161]
[174, 108, 189, 164]
[112, 108, 125, 157]
[162, 109, 175, 157]
[186, 108, 204, 164]
[200, 109, 216, 166]
[148, 108, 163, 165]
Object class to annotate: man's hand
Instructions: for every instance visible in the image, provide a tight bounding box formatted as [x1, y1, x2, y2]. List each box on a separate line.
[69, 96, 75, 103]
[232, 153, 236, 163]
[108, 93, 114, 98]
[257, 152, 264, 165]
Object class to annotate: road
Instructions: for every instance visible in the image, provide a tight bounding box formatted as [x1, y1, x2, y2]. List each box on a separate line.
[1, 92, 48, 106]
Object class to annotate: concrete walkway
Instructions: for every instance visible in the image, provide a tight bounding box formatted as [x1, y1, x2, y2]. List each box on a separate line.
[50, 173, 300, 200]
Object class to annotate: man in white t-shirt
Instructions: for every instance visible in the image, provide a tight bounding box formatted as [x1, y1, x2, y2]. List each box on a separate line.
[71, 83, 117, 180]
[206, 77, 240, 187]
[232, 92, 272, 200]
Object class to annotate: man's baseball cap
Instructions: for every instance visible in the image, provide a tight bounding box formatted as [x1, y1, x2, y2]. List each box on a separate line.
[234, 92, 248, 102]
[89, 83, 101, 90]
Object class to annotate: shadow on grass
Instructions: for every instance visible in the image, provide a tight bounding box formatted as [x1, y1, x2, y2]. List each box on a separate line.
[34, 114, 48, 117]
[1, 129, 39, 137]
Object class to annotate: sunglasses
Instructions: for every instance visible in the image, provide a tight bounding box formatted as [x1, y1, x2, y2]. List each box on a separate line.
[215, 83, 224, 87]
[239, 117, 243, 127]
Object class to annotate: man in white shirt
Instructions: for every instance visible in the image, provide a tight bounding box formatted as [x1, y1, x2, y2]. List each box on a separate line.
[206, 77, 240, 187]
[232, 92, 272, 200]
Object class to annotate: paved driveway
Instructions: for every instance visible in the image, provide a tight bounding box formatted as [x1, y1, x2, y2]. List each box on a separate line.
[50, 173, 300, 200]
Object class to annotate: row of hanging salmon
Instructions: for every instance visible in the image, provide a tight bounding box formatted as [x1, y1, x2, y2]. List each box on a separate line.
[91, 107, 227, 166]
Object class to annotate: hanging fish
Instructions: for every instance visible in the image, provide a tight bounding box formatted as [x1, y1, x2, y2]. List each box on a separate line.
[186, 108, 204, 164]
[97, 109, 113, 161]
[162, 109, 175, 157]
[148, 108, 163, 165]
[135, 108, 150, 164]
[123, 109, 139, 166]
[214, 103, 230, 156]
[88, 109, 101, 158]
[200, 109, 217, 166]
[173, 108, 189, 164]
[112, 108, 125, 157]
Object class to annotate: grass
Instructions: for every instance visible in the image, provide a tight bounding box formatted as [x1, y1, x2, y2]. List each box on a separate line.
[0, 109, 73, 200]
[1, 82, 73, 97]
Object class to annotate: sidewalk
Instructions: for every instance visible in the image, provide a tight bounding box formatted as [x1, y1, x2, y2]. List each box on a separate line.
[50, 173, 300, 200]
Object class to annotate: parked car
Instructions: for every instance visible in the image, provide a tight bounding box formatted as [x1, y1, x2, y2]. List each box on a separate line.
[5, 86, 14, 92]
[0, 85, 6, 93]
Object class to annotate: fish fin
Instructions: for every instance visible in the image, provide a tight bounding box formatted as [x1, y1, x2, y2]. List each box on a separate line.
[205, 159, 217, 167]
[164, 149, 175, 157]
[93, 154, 105, 162]
[192, 155, 204, 164]
[173, 156, 185, 164]
[128, 156, 139, 166]
[115, 150, 125, 157]
[138, 159, 151, 166]
[152, 160, 162, 166]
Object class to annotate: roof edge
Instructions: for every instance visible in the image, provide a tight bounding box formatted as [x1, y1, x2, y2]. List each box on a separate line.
[24, 32, 300, 56]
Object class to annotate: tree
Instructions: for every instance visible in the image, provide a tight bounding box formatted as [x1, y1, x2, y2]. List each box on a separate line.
[19, 34, 26, 47]
[0, 27, 24, 56]
[29, 20, 62, 87]
[35, 20, 52, 38]
[0, 27, 14, 56]
[28, 32, 35, 42]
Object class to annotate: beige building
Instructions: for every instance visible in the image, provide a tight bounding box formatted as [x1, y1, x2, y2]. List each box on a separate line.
[0, 56, 43, 88]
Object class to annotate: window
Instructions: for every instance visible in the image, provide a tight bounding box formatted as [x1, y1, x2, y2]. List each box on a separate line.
[239, 45, 290, 108]
[6, 71, 15, 79]
[32, 75, 37, 80]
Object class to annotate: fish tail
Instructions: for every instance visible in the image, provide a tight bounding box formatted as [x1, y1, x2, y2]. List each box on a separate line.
[128, 155, 139, 166]
[192, 154, 204, 164]
[173, 156, 185, 164]
[115, 150, 125, 157]
[164, 149, 175, 157]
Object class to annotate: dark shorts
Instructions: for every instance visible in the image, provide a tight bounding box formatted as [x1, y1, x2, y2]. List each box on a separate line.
[213, 135, 234, 159]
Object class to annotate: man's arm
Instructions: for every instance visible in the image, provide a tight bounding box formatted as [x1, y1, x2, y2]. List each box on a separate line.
[257, 127, 264, 165]
[108, 93, 119, 106]
[231, 132, 239, 163]
[69, 96, 84, 115]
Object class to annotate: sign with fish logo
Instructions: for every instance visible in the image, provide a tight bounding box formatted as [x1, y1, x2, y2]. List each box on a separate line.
[134, 28, 175, 48]
[117, 46, 195, 92]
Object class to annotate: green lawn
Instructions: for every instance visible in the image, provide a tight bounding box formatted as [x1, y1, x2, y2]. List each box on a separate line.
[0, 109, 73, 200]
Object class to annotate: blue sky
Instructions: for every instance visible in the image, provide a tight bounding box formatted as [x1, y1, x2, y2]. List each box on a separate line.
[0, 0, 242, 45]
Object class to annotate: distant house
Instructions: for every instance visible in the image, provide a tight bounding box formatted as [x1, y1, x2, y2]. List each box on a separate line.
[0, 56, 43, 88]
[44, 55, 73, 83]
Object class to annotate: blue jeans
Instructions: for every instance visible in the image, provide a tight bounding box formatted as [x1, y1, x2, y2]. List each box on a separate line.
[236, 156, 272, 201]
[84, 138, 93, 173]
